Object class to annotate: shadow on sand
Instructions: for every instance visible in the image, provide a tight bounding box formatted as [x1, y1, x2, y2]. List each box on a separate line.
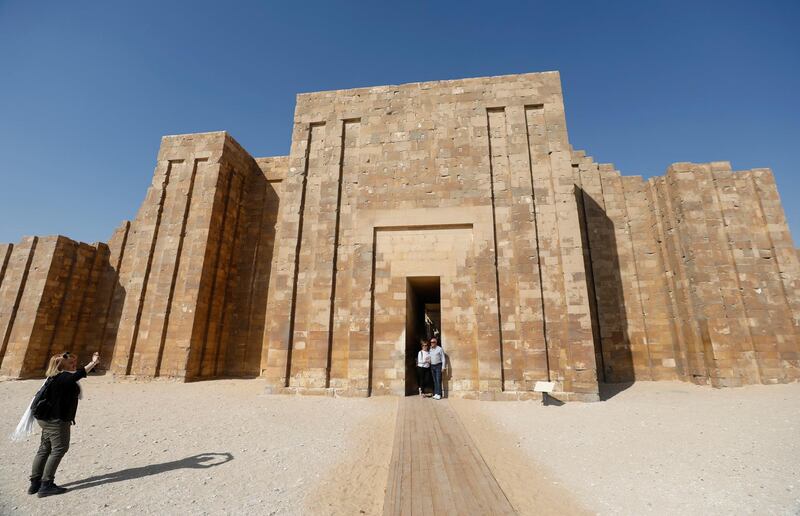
[61, 452, 234, 491]
[599, 382, 635, 401]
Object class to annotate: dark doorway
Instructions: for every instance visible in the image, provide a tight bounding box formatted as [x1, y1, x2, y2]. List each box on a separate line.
[405, 277, 441, 395]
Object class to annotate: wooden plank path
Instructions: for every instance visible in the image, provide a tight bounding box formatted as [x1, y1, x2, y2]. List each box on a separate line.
[383, 397, 517, 515]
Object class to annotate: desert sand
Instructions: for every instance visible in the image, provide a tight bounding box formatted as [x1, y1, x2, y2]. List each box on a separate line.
[451, 381, 800, 515]
[0, 378, 396, 515]
[1, 377, 799, 515]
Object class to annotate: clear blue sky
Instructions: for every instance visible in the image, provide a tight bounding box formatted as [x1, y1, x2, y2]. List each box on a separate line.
[1, 0, 798, 244]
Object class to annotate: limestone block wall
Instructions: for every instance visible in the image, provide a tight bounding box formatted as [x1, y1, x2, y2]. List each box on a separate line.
[576, 152, 800, 387]
[92, 221, 131, 372]
[108, 132, 282, 380]
[0, 235, 114, 377]
[213, 156, 284, 378]
[262, 72, 599, 400]
[2, 71, 798, 398]
[0, 133, 284, 381]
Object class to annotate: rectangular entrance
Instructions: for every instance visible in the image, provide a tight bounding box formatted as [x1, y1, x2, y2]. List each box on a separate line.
[405, 276, 441, 395]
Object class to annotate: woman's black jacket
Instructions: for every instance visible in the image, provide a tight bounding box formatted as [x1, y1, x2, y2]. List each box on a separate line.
[46, 367, 87, 424]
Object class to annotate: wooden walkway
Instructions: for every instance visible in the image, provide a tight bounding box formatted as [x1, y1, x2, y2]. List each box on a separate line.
[383, 396, 516, 515]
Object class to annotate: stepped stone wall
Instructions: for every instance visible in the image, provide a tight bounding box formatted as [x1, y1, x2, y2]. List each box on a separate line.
[0, 236, 116, 377]
[576, 156, 800, 387]
[1, 71, 798, 400]
[107, 132, 284, 380]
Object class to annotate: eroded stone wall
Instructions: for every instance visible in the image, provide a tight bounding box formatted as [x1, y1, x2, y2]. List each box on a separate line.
[0, 235, 117, 377]
[576, 153, 800, 386]
[108, 132, 283, 380]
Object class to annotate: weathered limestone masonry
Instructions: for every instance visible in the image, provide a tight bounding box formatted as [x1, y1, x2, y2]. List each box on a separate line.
[0, 236, 117, 377]
[260, 72, 598, 400]
[575, 156, 800, 387]
[107, 132, 280, 380]
[1, 71, 798, 400]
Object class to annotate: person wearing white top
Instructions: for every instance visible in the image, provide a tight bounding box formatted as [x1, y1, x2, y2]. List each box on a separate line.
[415, 340, 432, 397]
[428, 337, 446, 399]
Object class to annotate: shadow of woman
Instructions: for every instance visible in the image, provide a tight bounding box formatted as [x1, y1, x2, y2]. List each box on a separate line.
[60, 452, 234, 491]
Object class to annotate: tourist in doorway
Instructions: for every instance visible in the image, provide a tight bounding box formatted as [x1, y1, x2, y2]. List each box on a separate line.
[416, 339, 432, 397]
[28, 351, 100, 497]
[429, 337, 446, 399]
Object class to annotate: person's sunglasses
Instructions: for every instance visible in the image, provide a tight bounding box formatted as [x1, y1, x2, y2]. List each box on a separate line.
[62, 352, 71, 358]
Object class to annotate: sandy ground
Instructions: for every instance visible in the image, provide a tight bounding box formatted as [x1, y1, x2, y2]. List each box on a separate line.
[451, 381, 800, 515]
[1, 377, 799, 515]
[0, 377, 396, 516]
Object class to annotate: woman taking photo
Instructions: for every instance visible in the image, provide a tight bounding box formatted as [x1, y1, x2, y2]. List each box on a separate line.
[29, 351, 99, 497]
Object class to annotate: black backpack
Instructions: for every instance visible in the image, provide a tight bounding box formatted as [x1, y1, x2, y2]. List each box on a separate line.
[30, 377, 56, 420]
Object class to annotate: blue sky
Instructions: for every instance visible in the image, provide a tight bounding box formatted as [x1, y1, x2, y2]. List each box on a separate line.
[1, 0, 798, 243]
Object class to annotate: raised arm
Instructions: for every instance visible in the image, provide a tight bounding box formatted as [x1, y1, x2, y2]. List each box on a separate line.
[84, 352, 100, 373]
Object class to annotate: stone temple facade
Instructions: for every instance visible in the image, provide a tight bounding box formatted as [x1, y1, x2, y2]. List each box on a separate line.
[1, 72, 799, 401]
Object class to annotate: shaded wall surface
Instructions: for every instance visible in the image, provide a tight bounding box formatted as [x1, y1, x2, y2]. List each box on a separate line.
[0, 234, 122, 377]
[2, 71, 798, 398]
[107, 132, 283, 380]
[575, 153, 800, 387]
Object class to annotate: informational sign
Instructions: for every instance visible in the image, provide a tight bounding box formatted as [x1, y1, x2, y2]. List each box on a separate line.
[533, 381, 555, 393]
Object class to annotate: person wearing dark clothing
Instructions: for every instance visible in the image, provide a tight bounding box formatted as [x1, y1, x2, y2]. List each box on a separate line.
[29, 351, 99, 498]
[429, 338, 446, 399]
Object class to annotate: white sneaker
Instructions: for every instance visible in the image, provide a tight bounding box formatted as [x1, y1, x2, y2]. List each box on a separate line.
[433, 394, 441, 400]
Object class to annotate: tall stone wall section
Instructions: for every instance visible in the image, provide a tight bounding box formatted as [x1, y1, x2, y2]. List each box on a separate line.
[576, 152, 800, 387]
[0, 235, 120, 377]
[217, 157, 284, 377]
[262, 72, 599, 400]
[108, 132, 282, 380]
